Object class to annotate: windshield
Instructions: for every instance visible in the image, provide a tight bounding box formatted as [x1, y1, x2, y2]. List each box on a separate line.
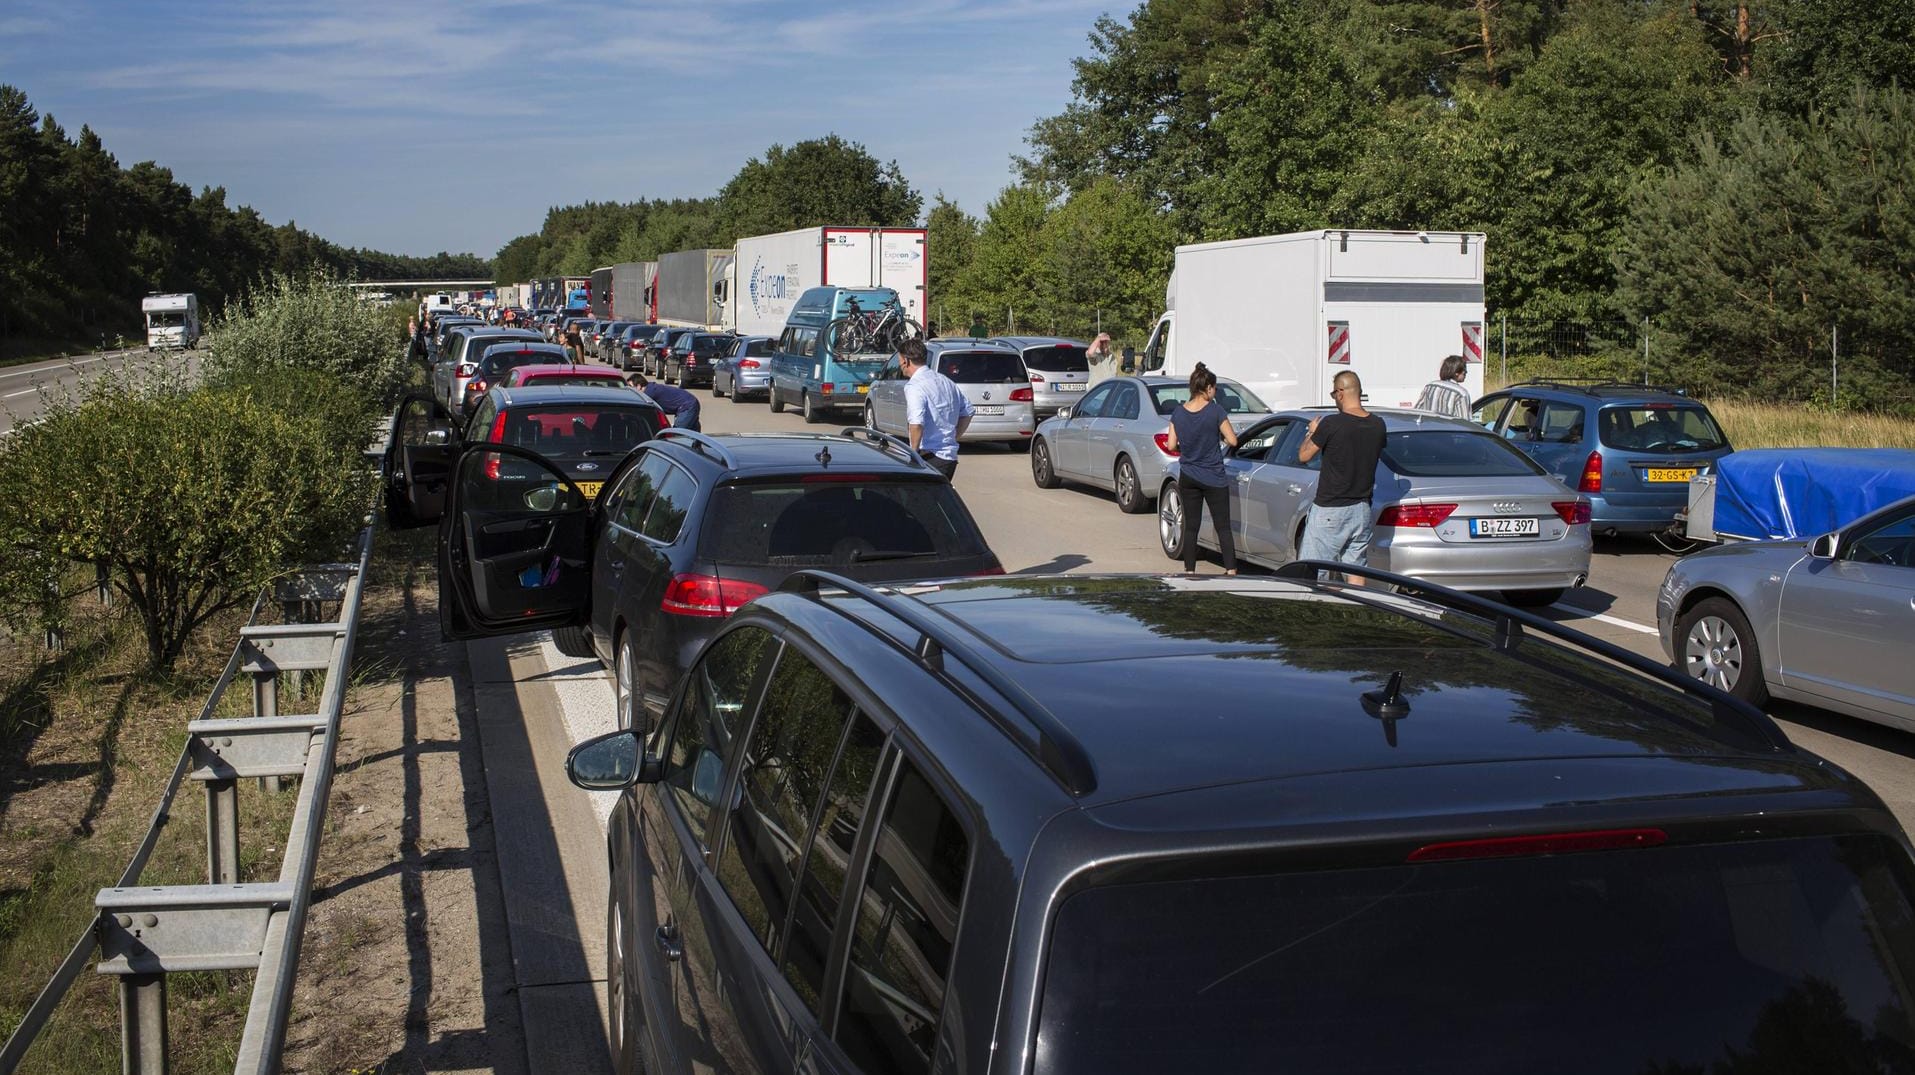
[494, 405, 659, 453]
[1037, 834, 1915, 1075]
[1598, 405, 1727, 453]
[147, 312, 186, 327]
[701, 480, 991, 567]
[937, 352, 1026, 384]
[1149, 381, 1267, 415]
[1022, 344, 1089, 373]
[1383, 429, 1547, 477]
[522, 373, 626, 389]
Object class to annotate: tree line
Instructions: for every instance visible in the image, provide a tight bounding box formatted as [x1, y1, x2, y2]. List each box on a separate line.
[0, 85, 489, 350]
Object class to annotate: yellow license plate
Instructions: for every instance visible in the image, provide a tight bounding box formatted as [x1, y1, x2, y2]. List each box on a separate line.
[1645, 468, 1697, 483]
[856, 384, 869, 394]
[574, 481, 603, 499]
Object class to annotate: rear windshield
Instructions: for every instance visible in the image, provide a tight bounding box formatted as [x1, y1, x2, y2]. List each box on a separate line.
[1382, 429, 1547, 477]
[1022, 344, 1089, 373]
[1598, 405, 1727, 453]
[937, 352, 1026, 384]
[701, 479, 990, 567]
[1037, 834, 1915, 1075]
[1149, 381, 1267, 415]
[522, 373, 627, 389]
[478, 349, 558, 376]
[690, 335, 731, 355]
[742, 338, 774, 357]
[495, 405, 659, 453]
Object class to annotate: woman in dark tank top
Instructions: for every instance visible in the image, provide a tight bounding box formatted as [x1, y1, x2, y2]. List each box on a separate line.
[1164, 362, 1239, 574]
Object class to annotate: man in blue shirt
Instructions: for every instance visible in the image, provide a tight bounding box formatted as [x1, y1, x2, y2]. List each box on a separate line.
[627, 373, 701, 432]
[899, 338, 973, 480]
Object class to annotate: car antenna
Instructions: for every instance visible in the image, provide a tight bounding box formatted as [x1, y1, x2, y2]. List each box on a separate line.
[815, 445, 832, 467]
[1362, 670, 1410, 747]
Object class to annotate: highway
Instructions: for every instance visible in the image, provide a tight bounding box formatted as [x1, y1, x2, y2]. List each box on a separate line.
[0, 348, 176, 436]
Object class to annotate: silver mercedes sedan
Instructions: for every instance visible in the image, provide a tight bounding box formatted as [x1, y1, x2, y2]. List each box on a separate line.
[1657, 495, 1915, 730]
[1030, 375, 1270, 514]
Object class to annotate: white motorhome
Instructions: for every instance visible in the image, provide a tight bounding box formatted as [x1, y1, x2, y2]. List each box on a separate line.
[1138, 229, 1487, 410]
[724, 226, 928, 337]
[141, 293, 201, 350]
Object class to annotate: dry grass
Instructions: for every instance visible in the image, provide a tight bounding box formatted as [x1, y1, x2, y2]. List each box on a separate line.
[1702, 399, 1915, 450]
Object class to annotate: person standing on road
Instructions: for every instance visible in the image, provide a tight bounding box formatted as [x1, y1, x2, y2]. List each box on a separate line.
[627, 373, 701, 432]
[1164, 361, 1239, 575]
[1298, 369, 1386, 582]
[1414, 354, 1472, 418]
[564, 318, 585, 363]
[899, 338, 972, 480]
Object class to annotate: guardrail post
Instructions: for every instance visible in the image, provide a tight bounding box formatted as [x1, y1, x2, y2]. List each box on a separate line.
[253, 672, 282, 795]
[205, 778, 239, 886]
[119, 973, 168, 1074]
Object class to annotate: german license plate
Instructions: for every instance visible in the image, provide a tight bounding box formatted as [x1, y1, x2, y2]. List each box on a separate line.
[574, 481, 602, 500]
[1645, 467, 1697, 483]
[975, 405, 1005, 415]
[1059, 382, 1088, 392]
[1470, 517, 1540, 538]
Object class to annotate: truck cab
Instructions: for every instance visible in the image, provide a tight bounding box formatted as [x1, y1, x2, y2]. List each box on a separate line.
[141, 293, 200, 350]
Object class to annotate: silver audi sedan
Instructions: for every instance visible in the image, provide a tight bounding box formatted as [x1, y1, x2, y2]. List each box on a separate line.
[1160, 409, 1593, 606]
[1657, 495, 1915, 729]
[1031, 375, 1270, 514]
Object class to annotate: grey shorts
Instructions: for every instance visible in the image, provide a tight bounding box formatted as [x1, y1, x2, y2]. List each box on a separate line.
[1300, 501, 1373, 566]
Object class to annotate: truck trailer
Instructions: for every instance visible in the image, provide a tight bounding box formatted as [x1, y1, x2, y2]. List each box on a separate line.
[1138, 229, 1487, 411]
[725, 226, 928, 338]
[142, 293, 201, 350]
[611, 262, 657, 321]
[589, 267, 614, 318]
[655, 249, 732, 329]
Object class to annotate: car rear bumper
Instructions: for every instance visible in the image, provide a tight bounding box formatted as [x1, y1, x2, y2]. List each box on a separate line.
[959, 411, 1036, 442]
[1375, 531, 1593, 593]
[1588, 496, 1687, 533]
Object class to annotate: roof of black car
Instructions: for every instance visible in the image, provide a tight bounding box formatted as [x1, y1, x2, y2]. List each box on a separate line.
[810, 575, 1816, 807]
[494, 384, 659, 408]
[655, 431, 935, 476]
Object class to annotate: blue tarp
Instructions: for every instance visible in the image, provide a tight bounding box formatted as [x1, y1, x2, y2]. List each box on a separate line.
[1712, 448, 1915, 540]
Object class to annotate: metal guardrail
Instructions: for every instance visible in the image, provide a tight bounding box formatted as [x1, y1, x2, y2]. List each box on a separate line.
[0, 524, 375, 1075]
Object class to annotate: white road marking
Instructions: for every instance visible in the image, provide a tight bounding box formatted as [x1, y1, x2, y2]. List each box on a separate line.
[4, 388, 39, 398]
[0, 353, 111, 380]
[1553, 604, 1658, 635]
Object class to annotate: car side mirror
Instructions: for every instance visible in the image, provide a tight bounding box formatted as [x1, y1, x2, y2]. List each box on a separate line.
[1121, 346, 1136, 373]
[565, 730, 661, 790]
[1809, 532, 1839, 560]
[1056, 406, 1073, 420]
[423, 427, 453, 447]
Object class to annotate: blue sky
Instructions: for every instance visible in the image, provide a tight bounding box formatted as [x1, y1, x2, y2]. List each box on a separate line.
[0, 0, 1113, 258]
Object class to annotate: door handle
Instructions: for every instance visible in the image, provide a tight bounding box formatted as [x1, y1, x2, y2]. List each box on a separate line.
[654, 924, 682, 962]
[1286, 484, 1303, 495]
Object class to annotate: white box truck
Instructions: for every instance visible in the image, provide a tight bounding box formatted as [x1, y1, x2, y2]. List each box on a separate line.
[1137, 229, 1487, 411]
[141, 293, 201, 350]
[724, 226, 928, 337]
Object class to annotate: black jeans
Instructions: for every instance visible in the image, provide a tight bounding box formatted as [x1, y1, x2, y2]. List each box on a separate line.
[1178, 473, 1235, 572]
[919, 451, 957, 480]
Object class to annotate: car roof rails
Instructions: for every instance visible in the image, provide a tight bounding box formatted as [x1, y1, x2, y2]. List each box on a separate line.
[653, 428, 737, 470]
[836, 427, 931, 469]
[1271, 560, 1791, 752]
[781, 571, 1099, 798]
[1511, 378, 1690, 397]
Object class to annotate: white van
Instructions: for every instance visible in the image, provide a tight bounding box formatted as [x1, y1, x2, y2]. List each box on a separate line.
[141, 293, 201, 350]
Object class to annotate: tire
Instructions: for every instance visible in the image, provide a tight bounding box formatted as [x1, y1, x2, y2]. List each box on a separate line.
[552, 624, 594, 659]
[607, 889, 643, 1075]
[712, 373, 727, 399]
[864, 402, 879, 431]
[802, 392, 824, 424]
[1158, 482, 1186, 561]
[1031, 439, 1061, 488]
[769, 385, 785, 414]
[674, 362, 688, 389]
[825, 317, 861, 359]
[1114, 456, 1147, 514]
[614, 633, 640, 732]
[1676, 596, 1768, 705]
[1500, 588, 1564, 609]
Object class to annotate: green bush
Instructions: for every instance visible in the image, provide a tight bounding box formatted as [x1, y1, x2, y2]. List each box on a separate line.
[204, 268, 409, 409]
[0, 371, 372, 673]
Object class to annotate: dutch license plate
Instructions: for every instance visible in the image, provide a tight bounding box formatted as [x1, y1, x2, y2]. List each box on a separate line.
[975, 405, 1005, 415]
[1645, 467, 1697, 483]
[1059, 382, 1088, 392]
[1470, 517, 1540, 538]
[574, 481, 603, 500]
[856, 384, 869, 394]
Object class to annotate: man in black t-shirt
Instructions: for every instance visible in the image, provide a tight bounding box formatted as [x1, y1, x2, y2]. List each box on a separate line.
[1298, 370, 1386, 582]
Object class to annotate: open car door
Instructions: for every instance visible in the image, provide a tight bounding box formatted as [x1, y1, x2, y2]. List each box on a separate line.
[385, 390, 460, 529]
[438, 443, 594, 640]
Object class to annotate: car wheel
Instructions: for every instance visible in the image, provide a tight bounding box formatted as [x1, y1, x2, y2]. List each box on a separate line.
[1031, 438, 1061, 488]
[1158, 482, 1186, 560]
[1677, 597, 1768, 705]
[1500, 588, 1564, 608]
[864, 402, 878, 431]
[552, 624, 594, 658]
[802, 392, 824, 424]
[1114, 456, 1146, 514]
[675, 363, 688, 389]
[614, 633, 640, 732]
[712, 373, 727, 399]
[769, 385, 785, 413]
[607, 886, 643, 1075]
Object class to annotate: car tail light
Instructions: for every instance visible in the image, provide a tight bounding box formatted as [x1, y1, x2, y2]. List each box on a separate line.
[1029, 372, 1046, 383]
[1552, 499, 1592, 525]
[1009, 387, 1033, 402]
[458, 362, 476, 376]
[1375, 503, 1456, 528]
[1408, 828, 1666, 863]
[821, 383, 834, 396]
[971, 565, 1006, 576]
[661, 573, 768, 617]
[1578, 450, 1603, 493]
[687, 356, 697, 367]
[1153, 432, 1178, 456]
[467, 379, 486, 393]
[740, 359, 761, 369]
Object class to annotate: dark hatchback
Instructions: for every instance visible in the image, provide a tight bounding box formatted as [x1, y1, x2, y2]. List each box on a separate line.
[463, 384, 663, 502]
[660, 332, 734, 389]
[557, 567, 1915, 1075]
[406, 428, 1003, 727]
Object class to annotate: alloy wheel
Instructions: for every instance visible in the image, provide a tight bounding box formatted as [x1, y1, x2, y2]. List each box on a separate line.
[1684, 615, 1744, 692]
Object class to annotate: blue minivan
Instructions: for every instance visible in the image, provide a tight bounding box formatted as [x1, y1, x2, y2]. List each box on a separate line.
[767, 286, 901, 423]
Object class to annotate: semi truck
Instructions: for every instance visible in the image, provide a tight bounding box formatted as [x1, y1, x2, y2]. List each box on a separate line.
[141, 293, 201, 349]
[1136, 229, 1487, 411]
[723, 226, 928, 337]
[589, 267, 614, 318]
[611, 262, 657, 321]
[655, 249, 732, 329]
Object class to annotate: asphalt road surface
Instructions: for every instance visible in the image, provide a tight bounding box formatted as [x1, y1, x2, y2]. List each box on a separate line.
[0, 347, 184, 436]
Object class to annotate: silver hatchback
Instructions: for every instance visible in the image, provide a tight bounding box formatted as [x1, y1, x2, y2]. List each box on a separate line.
[1161, 409, 1593, 606]
[864, 340, 1035, 446]
[994, 336, 1092, 419]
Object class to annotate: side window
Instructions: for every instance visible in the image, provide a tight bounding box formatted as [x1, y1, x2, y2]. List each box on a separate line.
[1275, 422, 1322, 470]
[879, 357, 902, 381]
[1233, 419, 1291, 463]
[640, 459, 696, 543]
[713, 650, 858, 954]
[1110, 384, 1141, 421]
[1846, 508, 1915, 567]
[834, 759, 971, 1075]
[660, 627, 773, 847]
[1076, 382, 1114, 419]
[1536, 401, 1586, 444]
[1503, 397, 1544, 441]
[615, 452, 666, 531]
[466, 398, 498, 441]
[798, 328, 822, 359]
[782, 714, 885, 1011]
[1472, 395, 1510, 431]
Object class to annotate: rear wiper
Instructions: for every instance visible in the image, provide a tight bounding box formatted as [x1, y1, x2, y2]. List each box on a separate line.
[849, 549, 937, 562]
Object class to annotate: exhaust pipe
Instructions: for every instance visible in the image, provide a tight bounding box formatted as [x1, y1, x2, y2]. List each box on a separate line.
[1573, 573, 1588, 588]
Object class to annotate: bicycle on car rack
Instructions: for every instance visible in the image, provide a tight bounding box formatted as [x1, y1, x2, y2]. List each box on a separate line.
[826, 294, 923, 360]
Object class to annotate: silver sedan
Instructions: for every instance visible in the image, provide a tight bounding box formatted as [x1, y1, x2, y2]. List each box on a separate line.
[1030, 375, 1269, 514]
[1657, 495, 1915, 729]
[1160, 409, 1594, 606]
